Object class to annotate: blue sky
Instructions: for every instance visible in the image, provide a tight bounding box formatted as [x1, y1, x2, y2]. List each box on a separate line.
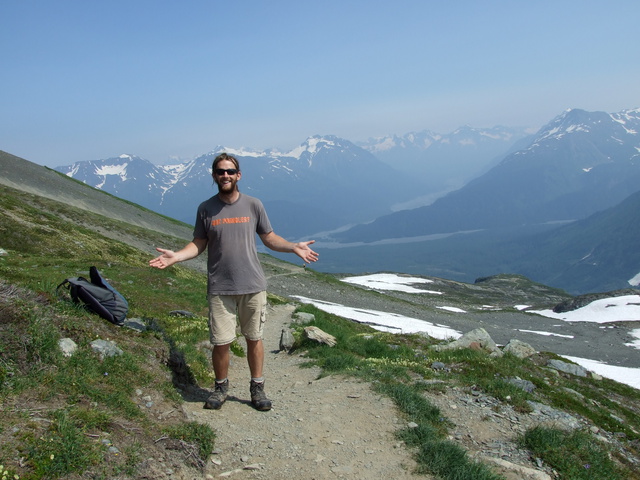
[2, 1, 639, 167]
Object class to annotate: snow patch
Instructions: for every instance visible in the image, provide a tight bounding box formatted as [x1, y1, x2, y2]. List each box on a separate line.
[517, 329, 574, 339]
[529, 295, 640, 324]
[96, 164, 128, 178]
[437, 306, 467, 313]
[561, 355, 640, 390]
[626, 329, 640, 350]
[341, 273, 440, 294]
[292, 295, 461, 338]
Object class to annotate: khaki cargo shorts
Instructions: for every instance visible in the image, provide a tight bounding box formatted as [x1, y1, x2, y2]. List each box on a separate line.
[207, 291, 267, 346]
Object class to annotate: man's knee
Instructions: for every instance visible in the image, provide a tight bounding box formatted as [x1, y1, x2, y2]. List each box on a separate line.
[212, 343, 231, 354]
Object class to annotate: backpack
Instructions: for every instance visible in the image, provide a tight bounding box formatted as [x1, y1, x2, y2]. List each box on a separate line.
[57, 266, 129, 326]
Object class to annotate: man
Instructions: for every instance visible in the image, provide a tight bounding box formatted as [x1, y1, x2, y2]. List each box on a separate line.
[149, 152, 318, 411]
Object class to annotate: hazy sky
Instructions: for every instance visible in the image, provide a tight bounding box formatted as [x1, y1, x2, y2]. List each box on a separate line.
[2, 1, 639, 167]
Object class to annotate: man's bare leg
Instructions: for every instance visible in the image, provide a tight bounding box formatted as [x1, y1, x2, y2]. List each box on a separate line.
[204, 343, 231, 410]
[246, 338, 271, 411]
[246, 339, 264, 378]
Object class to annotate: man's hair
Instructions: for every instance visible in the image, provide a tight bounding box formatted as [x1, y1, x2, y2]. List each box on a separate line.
[212, 152, 241, 173]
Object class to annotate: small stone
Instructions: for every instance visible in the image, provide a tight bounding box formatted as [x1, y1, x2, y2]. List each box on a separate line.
[431, 361, 446, 370]
[58, 338, 78, 357]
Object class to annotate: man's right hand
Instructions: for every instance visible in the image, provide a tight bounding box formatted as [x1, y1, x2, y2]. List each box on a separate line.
[149, 247, 177, 269]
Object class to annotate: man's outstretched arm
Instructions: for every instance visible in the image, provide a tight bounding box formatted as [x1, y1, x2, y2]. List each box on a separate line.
[149, 237, 208, 269]
[259, 231, 319, 264]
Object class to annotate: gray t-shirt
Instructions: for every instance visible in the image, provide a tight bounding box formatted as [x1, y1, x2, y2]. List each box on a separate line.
[193, 193, 273, 295]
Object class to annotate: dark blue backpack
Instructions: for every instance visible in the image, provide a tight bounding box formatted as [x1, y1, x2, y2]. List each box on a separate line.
[57, 266, 129, 326]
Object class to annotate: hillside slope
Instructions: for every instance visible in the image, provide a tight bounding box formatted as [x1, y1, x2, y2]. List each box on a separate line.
[0, 150, 193, 242]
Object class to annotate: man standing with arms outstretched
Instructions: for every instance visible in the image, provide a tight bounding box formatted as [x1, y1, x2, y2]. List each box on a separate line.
[150, 152, 319, 411]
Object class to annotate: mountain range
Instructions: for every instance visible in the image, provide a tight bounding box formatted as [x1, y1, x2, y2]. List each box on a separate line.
[54, 127, 528, 238]
[30, 107, 640, 294]
[336, 108, 640, 242]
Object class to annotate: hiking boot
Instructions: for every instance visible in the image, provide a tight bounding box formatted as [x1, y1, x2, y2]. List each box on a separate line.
[204, 379, 229, 410]
[250, 380, 272, 411]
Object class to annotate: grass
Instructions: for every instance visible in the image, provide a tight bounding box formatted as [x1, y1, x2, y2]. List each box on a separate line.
[23, 408, 104, 479]
[163, 421, 216, 466]
[520, 426, 626, 479]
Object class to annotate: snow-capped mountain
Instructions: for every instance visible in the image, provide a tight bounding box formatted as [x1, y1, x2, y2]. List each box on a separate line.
[56, 154, 175, 212]
[335, 108, 640, 242]
[56, 136, 428, 238]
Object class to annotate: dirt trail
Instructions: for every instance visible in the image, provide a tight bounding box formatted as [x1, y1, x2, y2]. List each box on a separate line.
[181, 303, 425, 479]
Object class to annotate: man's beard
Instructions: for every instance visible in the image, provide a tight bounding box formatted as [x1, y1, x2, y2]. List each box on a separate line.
[216, 178, 238, 193]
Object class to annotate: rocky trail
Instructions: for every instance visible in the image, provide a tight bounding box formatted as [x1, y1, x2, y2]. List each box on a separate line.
[180, 302, 423, 479]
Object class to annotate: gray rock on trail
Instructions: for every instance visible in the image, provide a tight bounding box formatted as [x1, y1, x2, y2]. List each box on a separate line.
[279, 328, 295, 352]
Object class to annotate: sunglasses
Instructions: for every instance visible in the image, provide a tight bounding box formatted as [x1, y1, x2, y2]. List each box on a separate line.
[214, 168, 239, 176]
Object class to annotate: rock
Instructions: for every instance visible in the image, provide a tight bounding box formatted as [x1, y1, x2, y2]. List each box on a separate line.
[292, 312, 315, 323]
[303, 326, 337, 346]
[169, 310, 194, 317]
[503, 339, 536, 358]
[480, 456, 553, 480]
[432, 328, 503, 356]
[90, 339, 123, 359]
[58, 338, 78, 357]
[431, 361, 446, 371]
[506, 377, 536, 393]
[562, 387, 584, 400]
[279, 328, 295, 352]
[527, 401, 581, 430]
[547, 359, 587, 377]
[123, 317, 146, 332]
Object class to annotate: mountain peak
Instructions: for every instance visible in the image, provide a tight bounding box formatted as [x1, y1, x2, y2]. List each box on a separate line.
[532, 108, 640, 146]
[287, 135, 351, 159]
